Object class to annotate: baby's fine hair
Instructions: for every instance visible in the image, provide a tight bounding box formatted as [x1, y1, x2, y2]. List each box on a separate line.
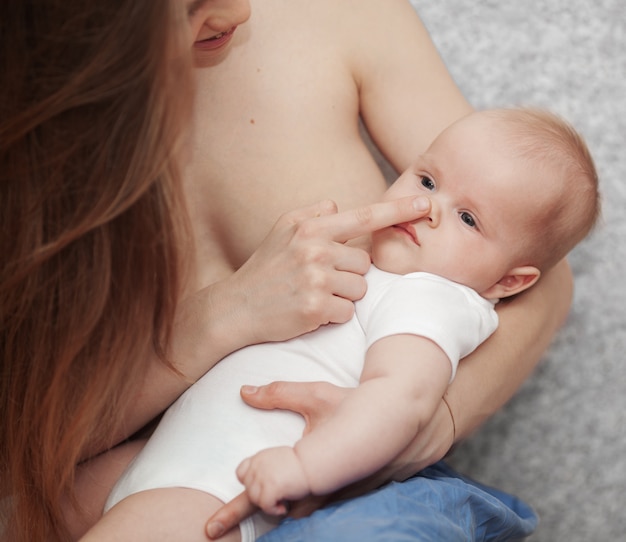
[486, 107, 601, 271]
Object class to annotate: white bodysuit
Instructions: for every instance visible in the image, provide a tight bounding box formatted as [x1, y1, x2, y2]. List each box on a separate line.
[105, 267, 498, 540]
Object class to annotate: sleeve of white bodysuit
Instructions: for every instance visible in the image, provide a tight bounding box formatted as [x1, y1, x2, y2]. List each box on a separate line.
[362, 273, 498, 381]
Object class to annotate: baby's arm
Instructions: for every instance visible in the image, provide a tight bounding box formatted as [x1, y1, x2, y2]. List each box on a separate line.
[210, 334, 451, 530]
[290, 334, 451, 495]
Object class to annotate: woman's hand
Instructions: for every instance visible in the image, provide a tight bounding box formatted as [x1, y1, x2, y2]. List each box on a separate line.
[205, 382, 351, 537]
[244, 380, 453, 480]
[220, 196, 430, 345]
[210, 381, 454, 527]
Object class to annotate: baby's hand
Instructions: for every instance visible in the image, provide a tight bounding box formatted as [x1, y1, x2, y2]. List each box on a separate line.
[237, 446, 310, 515]
[206, 446, 310, 539]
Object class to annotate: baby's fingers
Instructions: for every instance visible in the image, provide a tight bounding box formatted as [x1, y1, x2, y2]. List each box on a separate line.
[206, 492, 257, 540]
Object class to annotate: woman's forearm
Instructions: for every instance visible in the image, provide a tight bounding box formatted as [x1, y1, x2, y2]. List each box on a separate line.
[445, 258, 574, 442]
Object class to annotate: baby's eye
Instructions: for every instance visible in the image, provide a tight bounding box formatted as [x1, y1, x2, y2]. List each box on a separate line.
[460, 211, 476, 228]
[420, 176, 435, 191]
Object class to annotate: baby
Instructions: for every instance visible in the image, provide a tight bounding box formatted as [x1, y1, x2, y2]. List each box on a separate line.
[92, 108, 600, 542]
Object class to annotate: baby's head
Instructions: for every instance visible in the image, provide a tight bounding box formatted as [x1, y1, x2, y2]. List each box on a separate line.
[372, 107, 600, 299]
[482, 108, 600, 272]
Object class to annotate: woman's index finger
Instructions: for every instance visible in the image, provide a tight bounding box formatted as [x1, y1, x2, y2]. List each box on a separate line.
[318, 196, 431, 243]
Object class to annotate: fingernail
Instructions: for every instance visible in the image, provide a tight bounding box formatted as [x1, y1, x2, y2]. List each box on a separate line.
[207, 521, 225, 539]
[241, 385, 258, 395]
[412, 196, 430, 211]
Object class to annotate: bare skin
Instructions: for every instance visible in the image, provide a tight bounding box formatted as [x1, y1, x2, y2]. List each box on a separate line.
[185, 0, 472, 283]
[73, 0, 573, 539]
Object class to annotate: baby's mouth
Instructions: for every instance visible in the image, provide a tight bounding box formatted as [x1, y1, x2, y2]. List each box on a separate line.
[394, 224, 420, 245]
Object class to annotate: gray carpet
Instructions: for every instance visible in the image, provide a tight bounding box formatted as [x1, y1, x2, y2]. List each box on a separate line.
[402, 1, 626, 540]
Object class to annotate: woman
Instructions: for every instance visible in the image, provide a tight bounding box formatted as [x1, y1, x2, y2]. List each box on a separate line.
[0, 1, 428, 539]
[1, 0, 572, 540]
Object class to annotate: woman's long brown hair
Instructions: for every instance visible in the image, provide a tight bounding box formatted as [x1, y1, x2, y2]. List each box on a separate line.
[0, 1, 193, 539]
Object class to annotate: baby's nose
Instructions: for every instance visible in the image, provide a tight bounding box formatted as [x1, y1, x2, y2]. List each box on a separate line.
[424, 199, 440, 228]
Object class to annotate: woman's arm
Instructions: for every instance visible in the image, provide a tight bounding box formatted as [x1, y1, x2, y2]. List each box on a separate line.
[446, 258, 573, 441]
[351, 0, 474, 170]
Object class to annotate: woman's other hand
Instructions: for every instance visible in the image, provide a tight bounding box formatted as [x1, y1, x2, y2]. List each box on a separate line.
[206, 380, 452, 536]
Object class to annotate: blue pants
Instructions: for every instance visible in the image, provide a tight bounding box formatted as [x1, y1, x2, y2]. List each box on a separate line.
[259, 461, 537, 541]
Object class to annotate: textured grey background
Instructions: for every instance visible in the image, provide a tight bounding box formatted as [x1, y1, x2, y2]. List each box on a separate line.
[404, 1, 626, 541]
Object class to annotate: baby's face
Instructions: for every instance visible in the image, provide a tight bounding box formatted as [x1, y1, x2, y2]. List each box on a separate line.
[371, 113, 545, 296]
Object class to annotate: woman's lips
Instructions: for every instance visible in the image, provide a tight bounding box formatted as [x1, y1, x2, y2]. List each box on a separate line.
[194, 27, 237, 52]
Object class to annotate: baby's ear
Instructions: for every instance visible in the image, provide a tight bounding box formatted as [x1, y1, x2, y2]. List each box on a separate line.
[481, 266, 541, 300]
